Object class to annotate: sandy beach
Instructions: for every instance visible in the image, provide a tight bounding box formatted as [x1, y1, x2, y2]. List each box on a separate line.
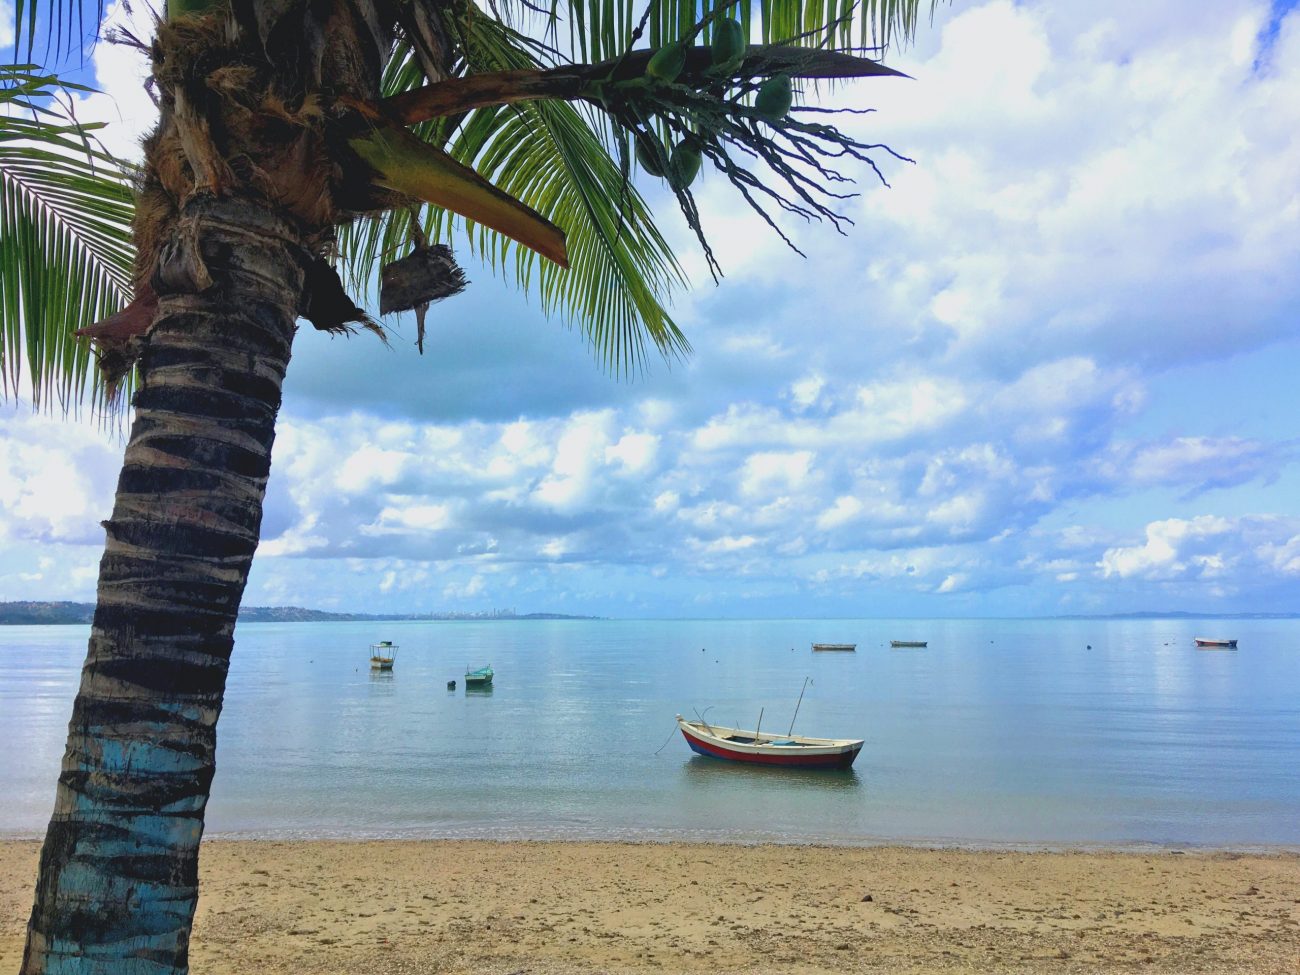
[3, 841, 1298, 973]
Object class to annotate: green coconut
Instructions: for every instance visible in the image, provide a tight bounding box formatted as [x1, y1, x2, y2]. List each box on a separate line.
[635, 133, 669, 178]
[711, 18, 746, 70]
[668, 141, 703, 191]
[646, 41, 687, 83]
[754, 73, 793, 121]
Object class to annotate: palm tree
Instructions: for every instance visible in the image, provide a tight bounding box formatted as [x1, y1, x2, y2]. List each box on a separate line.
[4, 0, 932, 970]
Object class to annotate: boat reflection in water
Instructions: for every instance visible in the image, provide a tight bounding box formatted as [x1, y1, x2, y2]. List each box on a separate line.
[679, 755, 862, 791]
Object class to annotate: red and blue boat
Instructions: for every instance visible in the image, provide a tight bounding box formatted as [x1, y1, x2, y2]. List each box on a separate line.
[1194, 637, 1237, 649]
[676, 714, 863, 769]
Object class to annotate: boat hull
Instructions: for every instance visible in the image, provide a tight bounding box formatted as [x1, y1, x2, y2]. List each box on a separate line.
[811, 643, 856, 652]
[890, 641, 927, 648]
[677, 718, 862, 770]
[1194, 638, 1237, 649]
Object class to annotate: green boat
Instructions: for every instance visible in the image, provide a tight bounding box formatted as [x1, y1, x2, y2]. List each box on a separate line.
[464, 664, 494, 687]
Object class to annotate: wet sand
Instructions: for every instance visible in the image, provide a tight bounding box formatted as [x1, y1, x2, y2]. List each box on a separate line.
[2, 840, 1298, 973]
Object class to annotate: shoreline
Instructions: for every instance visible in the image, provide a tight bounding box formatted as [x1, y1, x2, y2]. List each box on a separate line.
[4, 839, 1298, 973]
[5, 828, 1299, 855]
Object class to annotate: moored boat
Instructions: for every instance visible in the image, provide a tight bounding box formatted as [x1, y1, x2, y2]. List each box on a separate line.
[676, 715, 863, 769]
[369, 641, 397, 670]
[890, 640, 927, 648]
[811, 642, 856, 652]
[1194, 638, 1238, 649]
[465, 664, 494, 686]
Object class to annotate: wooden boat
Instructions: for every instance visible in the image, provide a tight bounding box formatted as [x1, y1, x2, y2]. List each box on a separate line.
[1194, 638, 1238, 649]
[369, 641, 397, 670]
[811, 643, 856, 652]
[464, 664, 494, 686]
[676, 715, 863, 769]
[890, 640, 927, 648]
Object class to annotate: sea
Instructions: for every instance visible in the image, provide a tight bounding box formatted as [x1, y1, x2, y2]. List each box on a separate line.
[2, 617, 1298, 849]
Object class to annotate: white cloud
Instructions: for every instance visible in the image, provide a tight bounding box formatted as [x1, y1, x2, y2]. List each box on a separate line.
[443, 574, 486, 600]
[789, 374, 825, 411]
[605, 431, 658, 473]
[0, 415, 117, 545]
[846, 377, 968, 442]
[1259, 534, 1300, 575]
[365, 503, 451, 534]
[0, 0, 15, 49]
[653, 490, 679, 513]
[693, 534, 758, 554]
[336, 445, 409, 493]
[720, 333, 789, 359]
[1099, 515, 1235, 579]
[936, 573, 968, 593]
[739, 450, 813, 497]
[73, 0, 162, 161]
[533, 411, 613, 511]
[817, 496, 862, 531]
[540, 538, 568, 559]
[689, 0, 1300, 385]
[1101, 437, 1292, 493]
[489, 421, 550, 478]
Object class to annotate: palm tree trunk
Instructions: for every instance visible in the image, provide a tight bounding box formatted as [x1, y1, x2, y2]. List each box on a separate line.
[21, 193, 304, 975]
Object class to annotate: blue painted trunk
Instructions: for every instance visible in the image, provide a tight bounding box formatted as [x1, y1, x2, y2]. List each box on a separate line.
[21, 195, 303, 975]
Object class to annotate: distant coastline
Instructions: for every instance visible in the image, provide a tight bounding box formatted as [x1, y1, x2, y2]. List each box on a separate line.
[1052, 611, 1300, 620]
[0, 601, 601, 625]
[2, 601, 1296, 625]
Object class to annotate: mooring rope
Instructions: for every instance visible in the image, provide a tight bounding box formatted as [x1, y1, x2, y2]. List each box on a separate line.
[653, 720, 680, 755]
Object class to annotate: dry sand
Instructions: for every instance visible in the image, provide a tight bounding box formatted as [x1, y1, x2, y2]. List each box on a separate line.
[2, 840, 1298, 973]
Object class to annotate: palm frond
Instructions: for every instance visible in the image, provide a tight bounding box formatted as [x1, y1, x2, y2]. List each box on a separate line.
[550, 0, 939, 65]
[11, 0, 105, 63]
[0, 64, 136, 413]
[343, 18, 688, 376]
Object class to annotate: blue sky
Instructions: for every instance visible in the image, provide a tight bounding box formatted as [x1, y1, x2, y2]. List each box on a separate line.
[1, 0, 1298, 617]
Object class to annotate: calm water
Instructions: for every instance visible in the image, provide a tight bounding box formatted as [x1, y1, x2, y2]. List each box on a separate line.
[2, 618, 1298, 848]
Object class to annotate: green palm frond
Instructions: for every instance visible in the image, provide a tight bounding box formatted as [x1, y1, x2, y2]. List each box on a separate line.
[0, 64, 136, 412]
[561, 0, 938, 64]
[11, 0, 104, 63]
[344, 17, 688, 375]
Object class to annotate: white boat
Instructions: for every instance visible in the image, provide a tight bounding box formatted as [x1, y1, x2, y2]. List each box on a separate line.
[811, 642, 856, 652]
[676, 715, 863, 769]
[369, 641, 397, 669]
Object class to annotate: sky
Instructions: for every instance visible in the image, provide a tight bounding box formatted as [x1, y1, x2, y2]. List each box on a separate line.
[1, 0, 1299, 618]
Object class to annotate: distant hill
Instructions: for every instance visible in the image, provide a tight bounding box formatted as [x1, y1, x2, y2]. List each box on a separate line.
[0, 602, 601, 625]
[0, 601, 97, 625]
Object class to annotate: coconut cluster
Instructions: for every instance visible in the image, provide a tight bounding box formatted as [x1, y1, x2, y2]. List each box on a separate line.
[613, 19, 795, 191]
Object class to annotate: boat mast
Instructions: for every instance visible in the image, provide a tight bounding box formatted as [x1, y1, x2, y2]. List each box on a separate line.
[788, 676, 810, 737]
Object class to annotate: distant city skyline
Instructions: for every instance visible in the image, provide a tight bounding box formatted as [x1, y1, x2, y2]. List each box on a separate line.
[2, 600, 1298, 626]
[1, 0, 1298, 618]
